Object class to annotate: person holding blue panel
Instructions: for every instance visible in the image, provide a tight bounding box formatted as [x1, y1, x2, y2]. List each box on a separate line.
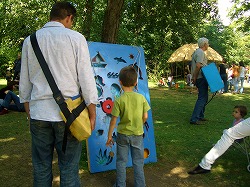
[190, 37, 209, 125]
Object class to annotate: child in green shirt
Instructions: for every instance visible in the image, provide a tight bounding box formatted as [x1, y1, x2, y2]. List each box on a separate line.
[106, 66, 150, 187]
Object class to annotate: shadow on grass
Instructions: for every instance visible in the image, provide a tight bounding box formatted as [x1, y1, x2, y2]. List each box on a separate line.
[1, 81, 250, 186]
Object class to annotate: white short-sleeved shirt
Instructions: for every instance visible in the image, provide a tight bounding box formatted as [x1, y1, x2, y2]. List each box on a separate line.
[19, 21, 98, 121]
[191, 48, 207, 79]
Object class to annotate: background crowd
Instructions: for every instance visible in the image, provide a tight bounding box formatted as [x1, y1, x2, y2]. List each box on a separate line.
[219, 60, 248, 94]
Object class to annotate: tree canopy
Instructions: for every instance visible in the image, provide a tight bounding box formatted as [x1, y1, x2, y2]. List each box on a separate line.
[0, 0, 249, 79]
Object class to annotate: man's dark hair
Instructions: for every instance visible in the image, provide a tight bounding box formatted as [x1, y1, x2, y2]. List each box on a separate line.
[235, 105, 248, 118]
[50, 1, 76, 21]
[239, 61, 245, 67]
[119, 66, 137, 87]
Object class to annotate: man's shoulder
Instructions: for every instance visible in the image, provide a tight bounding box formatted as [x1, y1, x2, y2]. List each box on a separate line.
[195, 48, 204, 55]
[65, 28, 82, 36]
[55, 27, 84, 40]
[192, 49, 202, 59]
[40, 22, 84, 39]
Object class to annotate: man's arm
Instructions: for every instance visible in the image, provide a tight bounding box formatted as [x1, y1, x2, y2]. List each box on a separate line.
[77, 35, 98, 108]
[19, 38, 33, 109]
[24, 102, 30, 119]
[192, 62, 202, 84]
[87, 103, 96, 131]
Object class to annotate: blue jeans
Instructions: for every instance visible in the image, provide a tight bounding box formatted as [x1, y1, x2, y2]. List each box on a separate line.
[239, 77, 244, 93]
[220, 74, 228, 92]
[0, 99, 3, 111]
[30, 119, 82, 187]
[233, 77, 240, 92]
[2, 91, 25, 111]
[228, 79, 233, 90]
[115, 133, 145, 187]
[190, 78, 208, 123]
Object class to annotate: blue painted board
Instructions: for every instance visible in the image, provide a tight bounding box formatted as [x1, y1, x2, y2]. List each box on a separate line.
[87, 42, 157, 173]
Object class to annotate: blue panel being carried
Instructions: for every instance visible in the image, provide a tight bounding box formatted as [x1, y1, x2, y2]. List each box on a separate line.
[202, 62, 224, 93]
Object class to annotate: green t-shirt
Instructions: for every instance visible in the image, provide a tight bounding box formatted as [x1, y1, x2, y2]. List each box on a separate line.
[111, 91, 150, 135]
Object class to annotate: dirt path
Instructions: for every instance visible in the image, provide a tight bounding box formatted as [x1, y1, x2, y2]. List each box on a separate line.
[0, 147, 211, 187]
[0, 112, 195, 187]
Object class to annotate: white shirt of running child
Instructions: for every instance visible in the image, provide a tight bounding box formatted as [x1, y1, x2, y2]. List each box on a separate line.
[19, 21, 98, 121]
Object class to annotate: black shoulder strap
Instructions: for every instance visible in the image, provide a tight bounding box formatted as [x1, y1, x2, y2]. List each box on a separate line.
[30, 32, 85, 153]
[30, 32, 65, 106]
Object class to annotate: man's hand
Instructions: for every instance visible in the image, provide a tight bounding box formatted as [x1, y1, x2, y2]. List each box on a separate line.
[89, 117, 96, 131]
[192, 62, 202, 85]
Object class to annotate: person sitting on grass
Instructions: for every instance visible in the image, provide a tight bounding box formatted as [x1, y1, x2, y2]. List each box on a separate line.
[0, 80, 19, 100]
[158, 77, 166, 86]
[5, 68, 12, 84]
[0, 90, 25, 115]
[106, 66, 151, 187]
[167, 74, 174, 87]
[231, 105, 247, 143]
[231, 105, 247, 127]
[188, 105, 248, 175]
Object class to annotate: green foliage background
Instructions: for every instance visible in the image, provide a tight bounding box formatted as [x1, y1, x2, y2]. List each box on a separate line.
[0, 0, 249, 79]
[1, 81, 250, 186]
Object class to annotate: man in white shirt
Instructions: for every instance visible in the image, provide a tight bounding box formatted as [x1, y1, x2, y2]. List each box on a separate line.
[19, 2, 98, 186]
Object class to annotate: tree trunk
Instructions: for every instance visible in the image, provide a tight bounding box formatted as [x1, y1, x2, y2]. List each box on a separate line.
[82, 0, 94, 40]
[101, 0, 124, 43]
[134, 2, 142, 35]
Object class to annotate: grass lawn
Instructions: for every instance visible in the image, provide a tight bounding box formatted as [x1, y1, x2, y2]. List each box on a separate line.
[149, 82, 250, 186]
[0, 80, 250, 186]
